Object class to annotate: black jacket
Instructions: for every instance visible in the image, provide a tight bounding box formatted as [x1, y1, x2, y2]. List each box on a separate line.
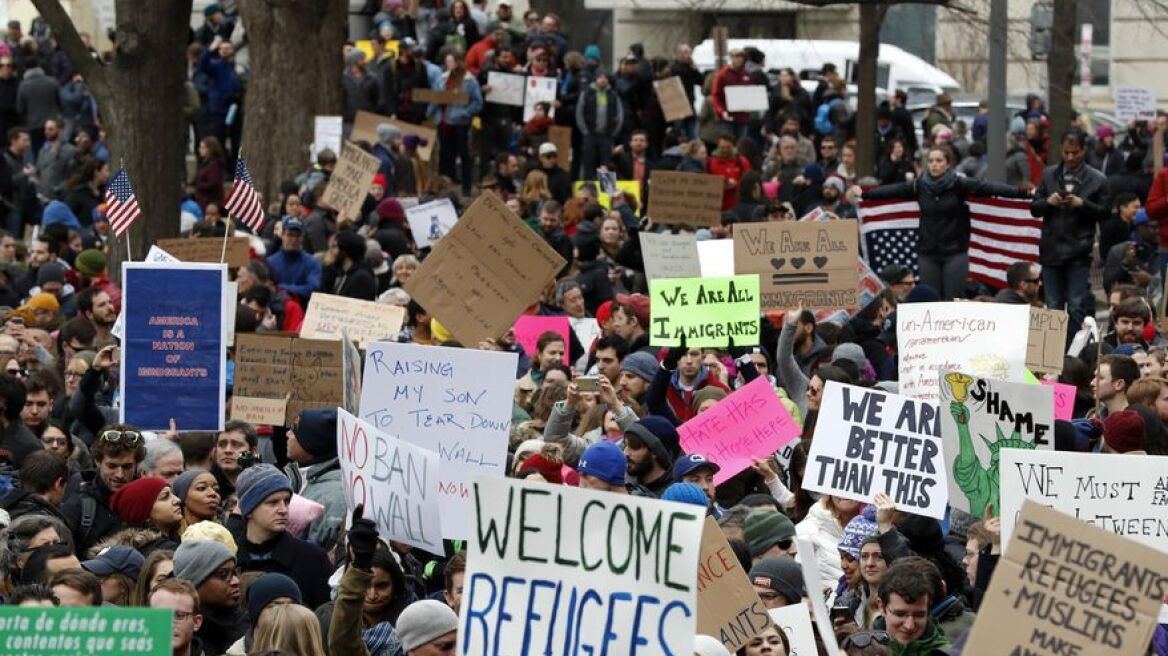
[575, 258, 613, 315]
[329, 263, 377, 301]
[0, 490, 69, 523]
[197, 605, 245, 656]
[1032, 162, 1110, 266]
[59, 473, 121, 556]
[236, 530, 333, 609]
[542, 228, 574, 277]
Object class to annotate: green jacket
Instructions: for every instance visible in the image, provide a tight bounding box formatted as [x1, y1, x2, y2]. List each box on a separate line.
[876, 616, 951, 656]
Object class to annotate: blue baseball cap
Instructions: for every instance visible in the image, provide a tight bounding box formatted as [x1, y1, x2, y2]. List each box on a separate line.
[282, 216, 305, 232]
[82, 545, 145, 580]
[578, 441, 626, 486]
[1133, 209, 1150, 226]
[673, 453, 721, 480]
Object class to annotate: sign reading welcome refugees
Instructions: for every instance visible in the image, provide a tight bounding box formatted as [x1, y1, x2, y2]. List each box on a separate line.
[459, 476, 704, 655]
[648, 275, 761, 347]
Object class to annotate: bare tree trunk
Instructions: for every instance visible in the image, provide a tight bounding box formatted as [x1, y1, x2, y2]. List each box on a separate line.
[238, 0, 347, 206]
[1047, 0, 1076, 165]
[855, 3, 885, 180]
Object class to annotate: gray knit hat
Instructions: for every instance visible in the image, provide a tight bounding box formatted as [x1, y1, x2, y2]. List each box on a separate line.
[235, 464, 292, 518]
[173, 540, 234, 588]
[396, 599, 459, 651]
[620, 351, 658, 383]
[171, 469, 208, 503]
[749, 556, 805, 605]
[376, 122, 402, 147]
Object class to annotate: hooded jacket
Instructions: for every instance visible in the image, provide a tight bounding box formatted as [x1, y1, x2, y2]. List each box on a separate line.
[1031, 161, 1110, 266]
[875, 615, 952, 656]
[284, 408, 346, 548]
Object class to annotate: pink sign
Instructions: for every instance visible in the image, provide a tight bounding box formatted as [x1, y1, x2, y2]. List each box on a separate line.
[513, 315, 571, 365]
[678, 376, 800, 486]
[1041, 380, 1076, 421]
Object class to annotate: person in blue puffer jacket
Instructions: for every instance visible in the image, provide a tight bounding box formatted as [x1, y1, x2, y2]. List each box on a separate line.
[265, 217, 321, 304]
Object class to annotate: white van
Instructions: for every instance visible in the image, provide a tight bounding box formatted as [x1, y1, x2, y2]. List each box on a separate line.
[692, 39, 961, 103]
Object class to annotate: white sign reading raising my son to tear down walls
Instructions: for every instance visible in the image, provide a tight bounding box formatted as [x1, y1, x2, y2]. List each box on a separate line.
[358, 341, 518, 540]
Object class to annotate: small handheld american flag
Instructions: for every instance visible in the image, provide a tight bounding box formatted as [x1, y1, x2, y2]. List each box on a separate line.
[224, 157, 266, 233]
[105, 167, 141, 238]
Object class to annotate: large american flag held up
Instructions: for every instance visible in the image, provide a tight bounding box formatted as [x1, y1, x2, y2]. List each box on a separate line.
[105, 167, 140, 238]
[858, 196, 1038, 288]
[224, 157, 266, 232]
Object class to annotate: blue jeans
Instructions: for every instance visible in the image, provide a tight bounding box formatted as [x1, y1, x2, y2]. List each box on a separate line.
[1042, 263, 1092, 340]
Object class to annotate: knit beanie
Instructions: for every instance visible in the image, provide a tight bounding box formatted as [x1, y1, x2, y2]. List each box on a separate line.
[691, 386, 727, 413]
[838, 506, 879, 559]
[26, 293, 60, 313]
[376, 122, 402, 147]
[1103, 409, 1146, 453]
[661, 482, 709, 508]
[396, 600, 459, 651]
[624, 416, 681, 468]
[110, 476, 169, 526]
[619, 351, 658, 383]
[74, 249, 107, 277]
[833, 343, 869, 377]
[513, 439, 545, 464]
[749, 556, 805, 604]
[174, 540, 234, 588]
[236, 464, 293, 517]
[36, 262, 66, 286]
[181, 520, 238, 553]
[744, 508, 797, 557]
[577, 441, 626, 486]
[171, 469, 208, 503]
[516, 445, 564, 484]
[376, 198, 406, 224]
[294, 408, 339, 461]
[246, 573, 303, 627]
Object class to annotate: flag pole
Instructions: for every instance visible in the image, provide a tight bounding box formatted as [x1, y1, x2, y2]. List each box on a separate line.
[222, 148, 242, 265]
[120, 159, 133, 262]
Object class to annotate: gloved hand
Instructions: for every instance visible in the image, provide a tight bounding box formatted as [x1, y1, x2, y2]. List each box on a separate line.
[727, 336, 751, 361]
[347, 505, 380, 570]
[663, 333, 688, 371]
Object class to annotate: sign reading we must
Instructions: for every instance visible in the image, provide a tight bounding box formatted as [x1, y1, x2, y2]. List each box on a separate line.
[649, 275, 761, 347]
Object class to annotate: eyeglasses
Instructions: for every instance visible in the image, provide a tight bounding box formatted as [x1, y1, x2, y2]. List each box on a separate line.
[65, 371, 83, 379]
[212, 565, 240, 581]
[99, 430, 143, 446]
[173, 610, 196, 622]
[842, 631, 892, 648]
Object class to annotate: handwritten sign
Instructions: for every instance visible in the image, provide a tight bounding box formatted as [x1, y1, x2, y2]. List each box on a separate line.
[725, 85, 770, 113]
[897, 302, 1030, 402]
[413, 88, 469, 105]
[640, 232, 701, 281]
[485, 71, 525, 106]
[313, 115, 342, 158]
[937, 371, 1053, 519]
[459, 476, 703, 655]
[359, 341, 518, 539]
[405, 197, 459, 249]
[300, 293, 406, 347]
[698, 239, 735, 276]
[733, 220, 860, 311]
[513, 315, 570, 365]
[648, 170, 725, 227]
[1026, 307, 1068, 375]
[649, 275, 761, 347]
[805, 382, 949, 519]
[679, 377, 799, 485]
[320, 141, 381, 222]
[964, 500, 1168, 656]
[352, 110, 436, 161]
[156, 237, 250, 269]
[1042, 379, 1076, 420]
[230, 334, 342, 426]
[696, 517, 772, 651]
[1114, 87, 1158, 122]
[342, 330, 361, 416]
[121, 263, 226, 431]
[768, 605, 818, 656]
[522, 75, 558, 122]
[337, 409, 443, 554]
[654, 76, 694, 122]
[404, 192, 566, 346]
[0, 606, 171, 655]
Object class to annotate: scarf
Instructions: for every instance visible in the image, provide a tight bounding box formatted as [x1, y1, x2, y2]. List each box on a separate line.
[917, 167, 957, 196]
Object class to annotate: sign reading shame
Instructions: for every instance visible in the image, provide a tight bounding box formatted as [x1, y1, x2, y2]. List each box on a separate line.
[337, 409, 443, 554]
[938, 371, 1053, 519]
[460, 476, 703, 656]
[804, 382, 949, 519]
[963, 500, 1168, 655]
[649, 275, 761, 347]
[696, 517, 773, 651]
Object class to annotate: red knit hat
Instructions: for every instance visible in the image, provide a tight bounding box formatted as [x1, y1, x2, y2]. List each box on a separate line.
[372, 173, 388, 190]
[596, 300, 614, 326]
[1103, 410, 1146, 454]
[110, 476, 169, 526]
[517, 446, 564, 484]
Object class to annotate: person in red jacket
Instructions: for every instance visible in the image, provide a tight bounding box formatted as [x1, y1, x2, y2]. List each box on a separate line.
[706, 132, 752, 210]
[1146, 164, 1168, 277]
[710, 47, 753, 140]
[465, 22, 503, 75]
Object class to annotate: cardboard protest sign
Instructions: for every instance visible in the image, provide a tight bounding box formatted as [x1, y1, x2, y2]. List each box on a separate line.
[485, 71, 524, 106]
[522, 75, 558, 121]
[698, 239, 735, 276]
[678, 377, 799, 485]
[963, 500, 1168, 655]
[459, 476, 704, 655]
[696, 517, 773, 651]
[640, 232, 701, 281]
[654, 76, 694, 122]
[937, 371, 1053, 519]
[1027, 307, 1069, 375]
[768, 605, 818, 656]
[649, 275, 761, 347]
[121, 263, 226, 431]
[313, 115, 342, 157]
[513, 315, 570, 365]
[230, 334, 342, 426]
[733, 220, 860, 310]
[404, 192, 566, 346]
[337, 409, 443, 554]
[300, 293, 406, 347]
[1114, 86, 1158, 122]
[897, 302, 1030, 402]
[320, 141, 381, 222]
[352, 110, 436, 161]
[405, 197, 458, 248]
[794, 536, 844, 655]
[342, 330, 361, 416]
[725, 85, 770, 112]
[156, 236, 250, 268]
[1043, 379, 1076, 420]
[547, 125, 572, 171]
[0, 606, 171, 655]
[359, 341, 518, 538]
[647, 170, 725, 227]
[804, 382, 948, 519]
[413, 88, 470, 105]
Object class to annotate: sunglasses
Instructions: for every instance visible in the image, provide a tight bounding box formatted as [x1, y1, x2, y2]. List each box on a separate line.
[842, 631, 891, 648]
[99, 430, 144, 446]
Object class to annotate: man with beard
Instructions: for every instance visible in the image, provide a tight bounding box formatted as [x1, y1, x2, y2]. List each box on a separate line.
[1103, 297, 1152, 350]
[621, 416, 679, 497]
[77, 287, 117, 343]
[537, 200, 574, 277]
[819, 175, 856, 219]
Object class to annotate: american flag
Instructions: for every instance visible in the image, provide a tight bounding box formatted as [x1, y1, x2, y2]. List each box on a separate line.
[858, 196, 1037, 288]
[105, 167, 140, 238]
[224, 157, 266, 232]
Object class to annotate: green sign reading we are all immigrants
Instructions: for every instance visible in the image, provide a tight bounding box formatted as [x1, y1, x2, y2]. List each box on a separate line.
[0, 607, 171, 656]
[649, 274, 762, 347]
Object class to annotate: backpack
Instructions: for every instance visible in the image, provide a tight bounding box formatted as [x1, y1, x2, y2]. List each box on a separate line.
[815, 98, 840, 135]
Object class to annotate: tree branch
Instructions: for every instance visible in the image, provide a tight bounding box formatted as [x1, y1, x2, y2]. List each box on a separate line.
[786, 0, 978, 14]
[29, 0, 110, 97]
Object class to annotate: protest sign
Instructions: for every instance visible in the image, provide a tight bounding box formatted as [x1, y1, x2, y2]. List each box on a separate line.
[654, 75, 694, 122]
[320, 141, 381, 222]
[640, 232, 701, 281]
[547, 125, 572, 171]
[413, 88, 470, 105]
[313, 115, 342, 157]
[569, 317, 601, 370]
[794, 536, 844, 655]
[352, 110, 436, 160]
[300, 293, 405, 347]
[649, 274, 761, 347]
[485, 71, 525, 106]
[342, 330, 361, 416]
[405, 197, 459, 248]
[522, 75, 558, 121]
[230, 334, 342, 426]
[573, 179, 639, 210]
[513, 315, 570, 365]
[337, 408, 443, 554]
[897, 302, 1030, 401]
[696, 516, 773, 651]
[459, 476, 704, 655]
[964, 500, 1168, 655]
[156, 236, 250, 268]
[0, 606, 171, 655]
[1114, 86, 1158, 122]
[768, 605, 818, 656]
[733, 220, 860, 310]
[937, 371, 1053, 519]
[121, 263, 226, 431]
[804, 382, 948, 519]
[1043, 379, 1076, 420]
[679, 377, 799, 485]
[725, 85, 770, 112]
[647, 170, 725, 227]
[404, 192, 566, 346]
[698, 239, 735, 276]
[359, 341, 518, 538]
[1027, 307, 1069, 375]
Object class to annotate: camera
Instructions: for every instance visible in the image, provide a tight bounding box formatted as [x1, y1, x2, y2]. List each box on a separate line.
[237, 451, 257, 470]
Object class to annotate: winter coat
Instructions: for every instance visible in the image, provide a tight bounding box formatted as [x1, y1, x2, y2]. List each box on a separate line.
[542, 400, 638, 467]
[574, 258, 613, 315]
[197, 605, 246, 656]
[35, 139, 75, 199]
[710, 65, 753, 124]
[88, 526, 177, 559]
[195, 49, 242, 118]
[16, 67, 60, 129]
[0, 489, 70, 524]
[342, 70, 379, 124]
[426, 73, 483, 126]
[60, 472, 121, 556]
[576, 85, 624, 137]
[236, 529, 333, 609]
[795, 499, 845, 585]
[706, 152, 751, 210]
[874, 615, 952, 656]
[1031, 162, 1110, 266]
[285, 457, 348, 547]
[1146, 166, 1168, 249]
[266, 248, 322, 302]
[328, 263, 378, 301]
[194, 157, 226, 209]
